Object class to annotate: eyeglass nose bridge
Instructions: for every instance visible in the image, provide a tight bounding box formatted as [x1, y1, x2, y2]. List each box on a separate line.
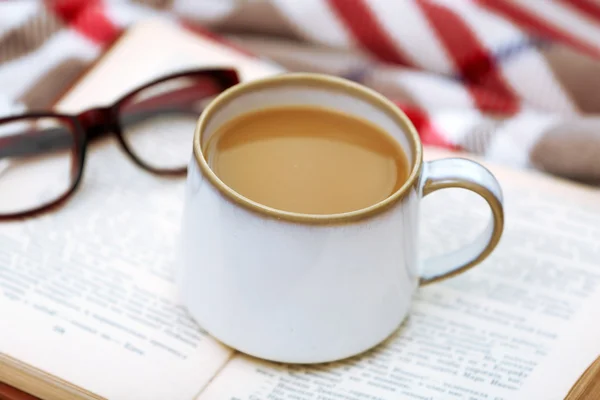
[77, 106, 116, 140]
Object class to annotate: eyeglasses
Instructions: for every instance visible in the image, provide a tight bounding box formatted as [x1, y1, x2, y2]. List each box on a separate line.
[0, 68, 240, 221]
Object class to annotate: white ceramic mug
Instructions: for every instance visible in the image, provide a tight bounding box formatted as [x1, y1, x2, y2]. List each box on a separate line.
[178, 73, 504, 364]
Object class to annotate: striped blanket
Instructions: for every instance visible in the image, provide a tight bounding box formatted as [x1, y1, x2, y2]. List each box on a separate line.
[1, 0, 600, 183]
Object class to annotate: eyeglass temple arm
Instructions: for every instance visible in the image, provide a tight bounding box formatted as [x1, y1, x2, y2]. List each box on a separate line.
[0, 108, 193, 159]
[0, 126, 73, 159]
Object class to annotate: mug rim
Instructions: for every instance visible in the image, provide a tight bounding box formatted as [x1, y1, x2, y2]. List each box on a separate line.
[193, 72, 423, 224]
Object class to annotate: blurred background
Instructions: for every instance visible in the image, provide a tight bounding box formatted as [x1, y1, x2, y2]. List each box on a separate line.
[1, 0, 599, 183]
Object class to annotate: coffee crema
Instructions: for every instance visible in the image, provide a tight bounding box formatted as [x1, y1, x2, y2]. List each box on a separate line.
[204, 105, 409, 215]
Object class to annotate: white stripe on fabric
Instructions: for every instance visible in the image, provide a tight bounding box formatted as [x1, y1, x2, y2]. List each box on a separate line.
[366, 1, 454, 74]
[429, 109, 484, 146]
[172, 0, 239, 23]
[377, 68, 475, 109]
[0, 30, 99, 103]
[501, 47, 578, 114]
[514, 0, 600, 52]
[0, 96, 26, 118]
[0, 2, 40, 37]
[271, 0, 354, 49]
[104, 2, 170, 28]
[433, 0, 522, 49]
[433, 0, 578, 114]
[485, 110, 559, 168]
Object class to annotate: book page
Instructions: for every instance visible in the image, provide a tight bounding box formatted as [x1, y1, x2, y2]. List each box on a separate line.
[0, 139, 232, 400]
[198, 150, 600, 400]
[0, 19, 281, 400]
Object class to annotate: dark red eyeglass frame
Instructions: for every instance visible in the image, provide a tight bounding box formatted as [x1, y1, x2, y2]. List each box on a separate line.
[0, 68, 240, 221]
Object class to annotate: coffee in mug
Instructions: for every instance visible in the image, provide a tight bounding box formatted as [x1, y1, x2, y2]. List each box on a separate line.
[203, 105, 410, 214]
[178, 73, 504, 364]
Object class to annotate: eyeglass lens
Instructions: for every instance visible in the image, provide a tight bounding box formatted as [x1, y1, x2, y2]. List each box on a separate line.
[0, 117, 77, 216]
[118, 74, 225, 171]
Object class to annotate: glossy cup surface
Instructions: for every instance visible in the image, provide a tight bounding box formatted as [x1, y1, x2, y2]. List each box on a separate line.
[179, 73, 426, 363]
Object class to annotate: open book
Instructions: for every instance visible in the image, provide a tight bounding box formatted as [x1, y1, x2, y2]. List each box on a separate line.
[1, 18, 600, 400]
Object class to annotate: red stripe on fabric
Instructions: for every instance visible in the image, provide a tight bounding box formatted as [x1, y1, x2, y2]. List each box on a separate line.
[477, 0, 600, 59]
[396, 102, 458, 150]
[46, 0, 120, 46]
[47, 0, 89, 20]
[417, 0, 519, 114]
[71, 4, 120, 45]
[327, 0, 411, 66]
[560, 0, 600, 22]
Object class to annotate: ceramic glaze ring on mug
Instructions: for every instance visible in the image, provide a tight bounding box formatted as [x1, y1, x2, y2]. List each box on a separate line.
[177, 73, 504, 364]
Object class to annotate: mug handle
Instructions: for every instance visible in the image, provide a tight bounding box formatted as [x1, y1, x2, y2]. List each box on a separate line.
[419, 158, 505, 285]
